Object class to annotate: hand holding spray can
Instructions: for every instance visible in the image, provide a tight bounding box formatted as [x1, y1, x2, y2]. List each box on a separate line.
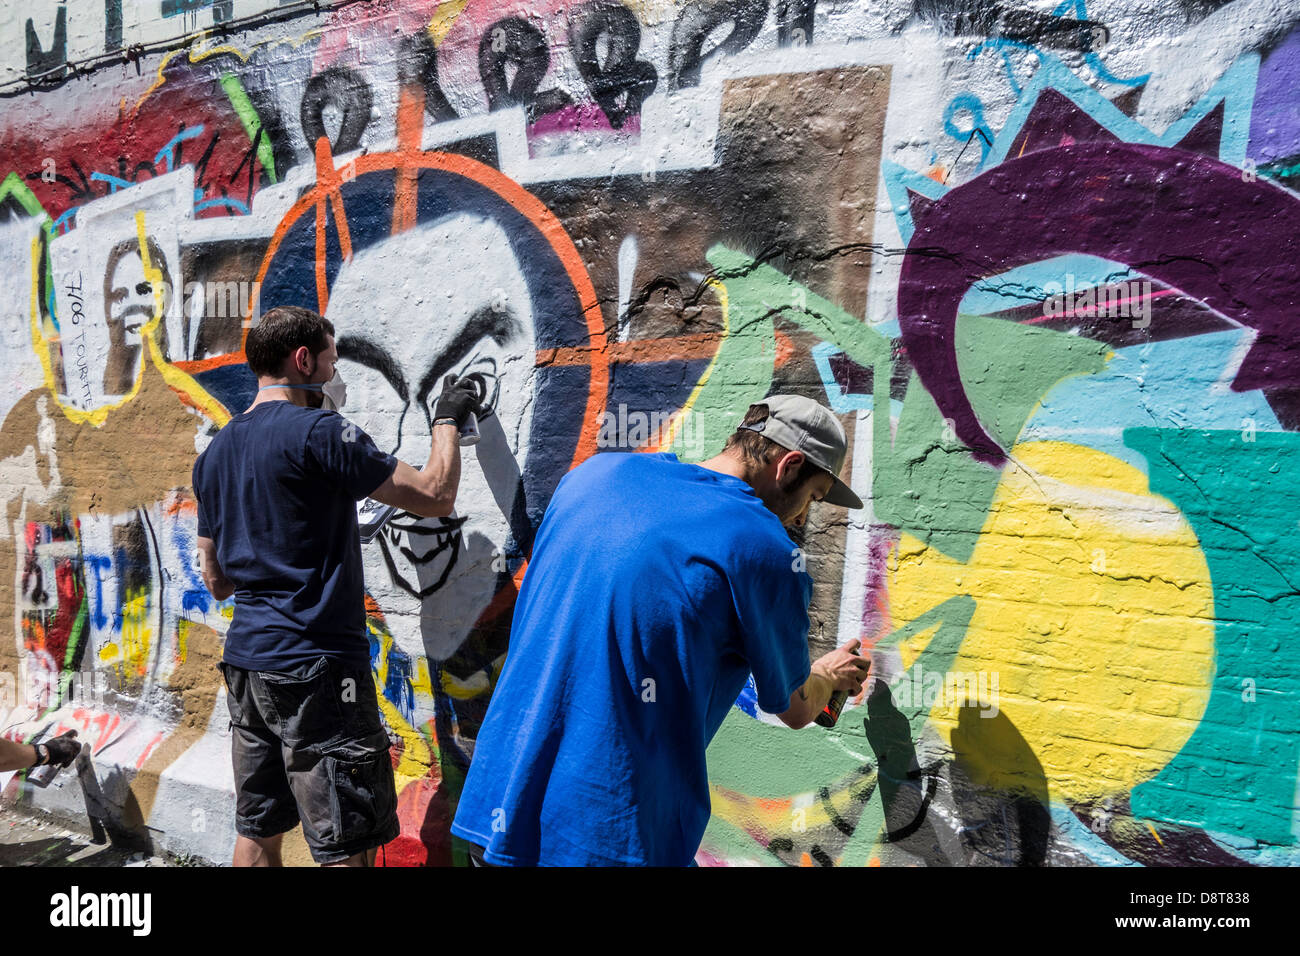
[814, 643, 864, 728]
[433, 372, 488, 447]
[25, 731, 84, 788]
[457, 373, 487, 447]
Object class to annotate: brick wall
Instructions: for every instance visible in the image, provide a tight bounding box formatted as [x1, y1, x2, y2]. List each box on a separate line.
[1, 0, 1297, 866]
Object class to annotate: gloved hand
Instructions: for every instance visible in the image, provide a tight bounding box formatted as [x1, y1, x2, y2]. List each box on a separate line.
[433, 374, 484, 428]
[39, 730, 81, 768]
[463, 372, 494, 420]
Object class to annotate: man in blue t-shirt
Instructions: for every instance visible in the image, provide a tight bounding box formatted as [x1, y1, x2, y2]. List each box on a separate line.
[451, 395, 872, 866]
[192, 305, 482, 867]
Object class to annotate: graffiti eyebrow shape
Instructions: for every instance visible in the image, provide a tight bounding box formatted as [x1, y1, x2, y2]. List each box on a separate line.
[336, 334, 409, 403]
[415, 304, 521, 407]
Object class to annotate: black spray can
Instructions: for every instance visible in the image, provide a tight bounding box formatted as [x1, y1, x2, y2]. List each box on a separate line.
[814, 645, 862, 728]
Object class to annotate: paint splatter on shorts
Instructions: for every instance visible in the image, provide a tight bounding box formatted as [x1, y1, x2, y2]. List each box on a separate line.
[217, 655, 400, 864]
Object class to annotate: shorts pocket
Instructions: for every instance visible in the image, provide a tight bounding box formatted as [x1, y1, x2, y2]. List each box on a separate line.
[258, 657, 341, 742]
[332, 661, 385, 739]
[217, 662, 245, 729]
[327, 746, 397, 846]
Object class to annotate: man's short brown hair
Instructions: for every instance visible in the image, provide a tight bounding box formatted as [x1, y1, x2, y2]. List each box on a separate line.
[723, 403, 826, 486]
[245, 305, 334, 377]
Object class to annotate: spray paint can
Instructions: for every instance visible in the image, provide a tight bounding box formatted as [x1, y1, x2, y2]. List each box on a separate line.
[458, 373, 487, 447]
[25, 742, 88, 789]
[25, 759, 60, 788]
[814, 645, 862, 728]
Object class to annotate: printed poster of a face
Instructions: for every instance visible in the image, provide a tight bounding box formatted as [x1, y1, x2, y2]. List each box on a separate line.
[50, 172, 188, 408]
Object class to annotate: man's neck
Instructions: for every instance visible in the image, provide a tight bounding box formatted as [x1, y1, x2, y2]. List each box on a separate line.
[696, 452, 756, 487]
[245, 380, 312, 413]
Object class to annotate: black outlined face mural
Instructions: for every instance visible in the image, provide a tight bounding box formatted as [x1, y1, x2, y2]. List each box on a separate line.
[325, 213, 537, 659]
[250, 147, 605, 686]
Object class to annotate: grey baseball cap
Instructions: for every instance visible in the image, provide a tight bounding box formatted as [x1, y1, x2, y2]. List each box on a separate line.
[738, 394, 864, 509]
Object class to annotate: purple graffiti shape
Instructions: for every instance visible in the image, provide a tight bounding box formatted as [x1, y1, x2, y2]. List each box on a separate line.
[897, 141, 1300, 464]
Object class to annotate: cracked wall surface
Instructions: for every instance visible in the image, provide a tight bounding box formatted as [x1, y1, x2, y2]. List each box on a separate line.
[1, 0, 1298, 866]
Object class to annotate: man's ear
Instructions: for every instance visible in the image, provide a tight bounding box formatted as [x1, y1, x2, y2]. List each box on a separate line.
[774, 450, 805, 488]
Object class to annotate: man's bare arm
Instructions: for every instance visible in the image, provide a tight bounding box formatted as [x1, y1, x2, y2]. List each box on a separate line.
[197, 536, 235, 601]
[0, 731, 80, 772]
[0, 737, 39, 773]
[367, 422, 460, 518]
[777, 639, 870, 729]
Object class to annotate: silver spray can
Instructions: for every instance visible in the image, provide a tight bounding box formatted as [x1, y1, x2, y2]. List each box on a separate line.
[458, 373, 487, 447]
[459, 412, 480, 447]
[25, 742, 88, 789]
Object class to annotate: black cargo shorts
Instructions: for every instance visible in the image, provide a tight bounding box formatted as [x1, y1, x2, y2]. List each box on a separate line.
[216, 655, 400, 864]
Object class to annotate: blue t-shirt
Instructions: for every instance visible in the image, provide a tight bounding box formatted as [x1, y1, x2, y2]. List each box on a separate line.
[191, 401, 397, 670]
[450, 452, 813, 866]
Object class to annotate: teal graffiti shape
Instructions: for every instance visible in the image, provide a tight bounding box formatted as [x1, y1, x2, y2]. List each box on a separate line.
[1127, 427, 1300, 845]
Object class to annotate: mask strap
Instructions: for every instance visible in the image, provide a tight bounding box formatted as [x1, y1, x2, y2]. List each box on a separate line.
[259, 383, 324, 391]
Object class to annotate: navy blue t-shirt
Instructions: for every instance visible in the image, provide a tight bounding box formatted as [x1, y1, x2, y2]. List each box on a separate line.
[191, 401, 397, 670]
[450, 452, 813, 866]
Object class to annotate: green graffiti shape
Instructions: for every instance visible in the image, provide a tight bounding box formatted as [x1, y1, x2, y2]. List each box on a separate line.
[669, 251, 776, 462]
[219, 72, 277, 185]
[1127, 427, 1300, 845]
[0, 171, 51, 220]
[0, 172, 55, 331]
[838, 595, 975, 865]
[704, 596, 975, 865]
[705, 245, 1111, 562]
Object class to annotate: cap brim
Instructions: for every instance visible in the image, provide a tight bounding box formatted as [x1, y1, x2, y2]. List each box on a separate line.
[823, 475, 864, 510]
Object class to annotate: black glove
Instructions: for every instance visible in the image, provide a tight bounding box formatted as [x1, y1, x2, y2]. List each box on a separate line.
[40, 730, 80, 768]
[464, 372, 494, 420]
[433, 374, 484, 428]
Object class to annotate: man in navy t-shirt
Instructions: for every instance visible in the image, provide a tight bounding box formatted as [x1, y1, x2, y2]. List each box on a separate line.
[451, 395, 872, 865]
[192, 305, 482, 867]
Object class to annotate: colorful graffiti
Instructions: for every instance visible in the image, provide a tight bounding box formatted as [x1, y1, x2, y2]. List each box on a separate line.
[1, 0, 1298, 866]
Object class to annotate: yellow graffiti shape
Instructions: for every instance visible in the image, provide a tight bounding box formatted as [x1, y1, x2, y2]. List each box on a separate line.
[135, 213, 231, 426]
[889, 441, 1215, 803]
[710, 768, 878, 857]
[101, 588, 154, 679]
[657, 277, 728, 456]
[428, 0, 473, 45]
[366, 616, 433, 782]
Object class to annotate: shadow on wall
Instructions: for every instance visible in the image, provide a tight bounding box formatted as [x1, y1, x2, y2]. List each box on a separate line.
[949, 704, 1050, 867]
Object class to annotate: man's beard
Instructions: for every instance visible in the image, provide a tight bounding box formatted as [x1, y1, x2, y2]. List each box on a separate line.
[770, 475, 815, 527]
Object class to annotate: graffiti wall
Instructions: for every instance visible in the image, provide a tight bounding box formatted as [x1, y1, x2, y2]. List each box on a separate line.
[1, 0, 1297, 866]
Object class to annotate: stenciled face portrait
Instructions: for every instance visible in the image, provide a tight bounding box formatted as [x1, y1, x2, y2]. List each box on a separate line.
[102, 236, 171, 394]
[324, 213, 535, 662]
